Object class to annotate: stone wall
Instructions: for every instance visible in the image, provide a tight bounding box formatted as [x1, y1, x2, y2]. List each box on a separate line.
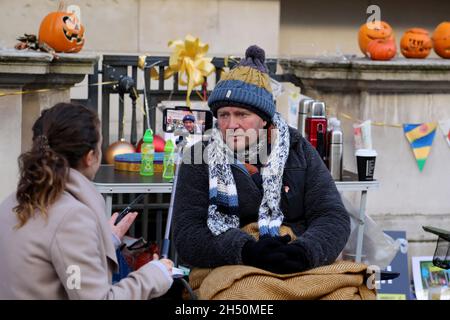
[0, 51, 98, 201]
[0, 0, 280, 56]
[280, 0, 450, 58]
[0, 0, 281, 149]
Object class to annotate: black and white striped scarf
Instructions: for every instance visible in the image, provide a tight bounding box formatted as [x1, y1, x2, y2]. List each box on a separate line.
[206, 112, 290, 237]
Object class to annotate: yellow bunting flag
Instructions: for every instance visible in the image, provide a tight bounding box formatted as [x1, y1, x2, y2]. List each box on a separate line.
[403, 123, 437, 172]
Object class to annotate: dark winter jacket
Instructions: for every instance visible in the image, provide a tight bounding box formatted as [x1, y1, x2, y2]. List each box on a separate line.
[173, 127, 350, 269]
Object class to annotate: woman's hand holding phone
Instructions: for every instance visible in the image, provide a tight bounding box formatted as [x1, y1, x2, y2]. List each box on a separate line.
[109, 211, 139, 241]
[110, 194, 145, 239]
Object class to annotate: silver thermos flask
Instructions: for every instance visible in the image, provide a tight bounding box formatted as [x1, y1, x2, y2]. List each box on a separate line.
[298, 98, 315, 138]
[328, 118, 343, 181]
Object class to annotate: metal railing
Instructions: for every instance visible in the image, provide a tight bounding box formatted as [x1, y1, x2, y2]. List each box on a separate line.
[73, 54, 277, 158]
[72, 54, 278, 244]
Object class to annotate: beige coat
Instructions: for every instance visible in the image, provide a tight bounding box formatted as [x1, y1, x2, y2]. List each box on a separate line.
[0, 169, 172, 299]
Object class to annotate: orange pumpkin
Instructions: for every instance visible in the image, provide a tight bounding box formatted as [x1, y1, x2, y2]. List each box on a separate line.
[400, 28, 432, 59]
[366, 38, 397, 61]
[358, 21, 394, 56]
[38, 11, 85, 53]
[432, 22, 450, 59]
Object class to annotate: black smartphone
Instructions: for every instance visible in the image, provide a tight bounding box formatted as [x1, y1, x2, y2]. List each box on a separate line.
[380, 271, 400, 281]
[163, 107, 213, 134]
[114, 194, 145, 226]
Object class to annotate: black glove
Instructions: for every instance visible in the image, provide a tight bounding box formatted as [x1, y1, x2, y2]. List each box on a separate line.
[276, 242, 310, 274]
[241, 235, 291, 273]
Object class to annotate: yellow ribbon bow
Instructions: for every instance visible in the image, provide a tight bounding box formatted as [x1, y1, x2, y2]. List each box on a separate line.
[145, 35, 215, 107]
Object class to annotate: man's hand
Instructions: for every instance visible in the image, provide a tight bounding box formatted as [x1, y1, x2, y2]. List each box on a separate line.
[241, 236, 312, 274]
[152, 253, 174, 275]
[241, 235, 292, 273]
[276, 242, 310, 273]
[109, 211, 138, 241]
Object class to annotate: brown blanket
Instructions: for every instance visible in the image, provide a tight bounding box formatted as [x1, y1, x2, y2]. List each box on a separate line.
[189, 224, 376, 300]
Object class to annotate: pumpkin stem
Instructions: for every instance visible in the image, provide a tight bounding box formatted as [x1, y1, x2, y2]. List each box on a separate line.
[57, 0, 66, 12]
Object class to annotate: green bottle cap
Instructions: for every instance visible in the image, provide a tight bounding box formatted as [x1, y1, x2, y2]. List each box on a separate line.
[164, 139, 174, 153]
[143, 129, 153, 143]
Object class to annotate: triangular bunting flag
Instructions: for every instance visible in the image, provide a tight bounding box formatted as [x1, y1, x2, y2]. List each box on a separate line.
[403, 123, 437, 172]
[438, 119, 450, 148]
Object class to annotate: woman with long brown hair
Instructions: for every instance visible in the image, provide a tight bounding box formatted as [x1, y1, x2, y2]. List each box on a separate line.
[0, 102, 173, 299]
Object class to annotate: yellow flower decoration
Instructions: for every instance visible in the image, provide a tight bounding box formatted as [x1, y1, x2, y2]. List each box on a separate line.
[167, 35, 215, 107]
[137, 35, 215, 107]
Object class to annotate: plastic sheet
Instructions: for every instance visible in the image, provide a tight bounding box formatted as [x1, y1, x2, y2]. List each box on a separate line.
[341, 196, 400, 269]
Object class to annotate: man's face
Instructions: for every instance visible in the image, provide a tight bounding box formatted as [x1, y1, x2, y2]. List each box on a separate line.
[183, 120, 195, 133]
[216, 106, 267, 151]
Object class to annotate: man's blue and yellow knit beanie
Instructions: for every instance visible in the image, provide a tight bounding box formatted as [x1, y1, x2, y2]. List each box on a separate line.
[208, 45, 275, 122]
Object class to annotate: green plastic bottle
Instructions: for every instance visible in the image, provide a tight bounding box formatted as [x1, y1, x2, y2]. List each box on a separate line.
[140, 129, 154, 176]
[163, 139, 175, 179]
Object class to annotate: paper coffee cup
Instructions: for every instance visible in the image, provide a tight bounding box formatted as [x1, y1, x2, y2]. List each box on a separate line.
[355, 149, 377, 181]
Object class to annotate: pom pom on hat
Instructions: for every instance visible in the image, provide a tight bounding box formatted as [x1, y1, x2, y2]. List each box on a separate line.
[246, 45, 266, 63]
[240, 45, 268, 73]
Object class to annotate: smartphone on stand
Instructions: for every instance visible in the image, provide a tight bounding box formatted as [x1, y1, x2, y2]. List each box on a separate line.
[163, 107, 213, 147]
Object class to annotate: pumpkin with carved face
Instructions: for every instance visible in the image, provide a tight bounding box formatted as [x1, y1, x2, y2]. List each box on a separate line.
[358, 21, 394, 56]
[400, 28, 432, 59]
[432, 22, 450, 59]
[38, 11, 85, 53]
[366, 38, 397, 61]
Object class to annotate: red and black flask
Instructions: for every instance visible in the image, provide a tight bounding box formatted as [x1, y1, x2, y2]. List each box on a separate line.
[304, 101, 327, 163]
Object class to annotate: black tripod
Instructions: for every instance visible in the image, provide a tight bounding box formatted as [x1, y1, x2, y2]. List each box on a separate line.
[423, 226, 450, 270]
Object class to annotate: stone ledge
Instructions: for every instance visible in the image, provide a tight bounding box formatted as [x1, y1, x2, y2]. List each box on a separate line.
[280, 56, 450, 93]
[0, 50, 99, 87]
[0, 50, 99, 75]
[280, 56, 450, 71]
[0, 50, 53, 63]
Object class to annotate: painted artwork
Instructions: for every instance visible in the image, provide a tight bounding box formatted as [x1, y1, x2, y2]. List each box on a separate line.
[412, 256, 450, 300]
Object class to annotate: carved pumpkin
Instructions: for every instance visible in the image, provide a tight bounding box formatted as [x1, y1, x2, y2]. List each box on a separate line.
[358, 21, 394, 56]
[366, 38, 397, 61]
[400, 28, 432, 59]
[432, 22, 450, 59]
[38, 11, 85, 53]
